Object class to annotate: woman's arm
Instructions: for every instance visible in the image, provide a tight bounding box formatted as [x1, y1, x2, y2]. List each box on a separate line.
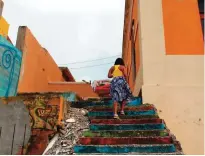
[119, 66, 128, 81]
[108, 66, 114, 78]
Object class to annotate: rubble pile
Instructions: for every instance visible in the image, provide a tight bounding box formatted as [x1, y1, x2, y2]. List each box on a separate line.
[45, 107, 89, 155]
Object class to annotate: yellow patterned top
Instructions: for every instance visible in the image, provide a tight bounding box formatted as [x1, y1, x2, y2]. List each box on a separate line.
[112, 65, 123, 77]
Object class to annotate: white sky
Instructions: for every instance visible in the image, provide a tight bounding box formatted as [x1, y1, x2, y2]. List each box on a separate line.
[3, 0, 125, 82]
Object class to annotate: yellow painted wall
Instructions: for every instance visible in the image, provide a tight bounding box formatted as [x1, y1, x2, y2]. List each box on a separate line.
[0, 16, 9, 37]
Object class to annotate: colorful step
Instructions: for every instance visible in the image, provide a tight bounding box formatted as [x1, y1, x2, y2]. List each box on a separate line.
[82, 130, 169, 137]
[87, 105, 155, 112]
[74, 144, 176, 154]
[71, 97, 142, 108]
[73, 97, 183, 154]
[106, 98, 142, 106]
[75, 152, 183, 155]
[90, 118, 163, 124]
[90, 124, 166, 131]
[78, 136, 173, 145]
[89, 114, 159, 120]
[88, 110, 156, 117]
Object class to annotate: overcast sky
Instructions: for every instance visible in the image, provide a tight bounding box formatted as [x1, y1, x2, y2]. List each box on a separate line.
[3, 0, 125, 82]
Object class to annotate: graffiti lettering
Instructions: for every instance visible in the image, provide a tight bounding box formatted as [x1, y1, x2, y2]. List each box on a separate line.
[24, 98, 59, 131]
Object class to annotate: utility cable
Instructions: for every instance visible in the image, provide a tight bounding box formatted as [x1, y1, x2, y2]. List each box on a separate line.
[58, 54, 121, 65]
[69, 62, 114, 70]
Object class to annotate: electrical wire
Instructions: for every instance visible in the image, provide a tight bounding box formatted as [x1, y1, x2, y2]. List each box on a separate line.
[69, 62, 114, 70]
[58, 54, 121, 65]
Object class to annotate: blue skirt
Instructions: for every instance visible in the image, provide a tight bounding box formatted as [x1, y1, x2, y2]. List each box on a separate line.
[110, 76, 133, 103]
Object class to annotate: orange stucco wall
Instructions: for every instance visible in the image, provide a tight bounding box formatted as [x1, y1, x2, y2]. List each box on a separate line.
[162, 0, 204, 55]
[16, 26, 98, 98]
[48, 83, 98, 98]
[122, 0, 140, 92]
[16, 27, 64, 92]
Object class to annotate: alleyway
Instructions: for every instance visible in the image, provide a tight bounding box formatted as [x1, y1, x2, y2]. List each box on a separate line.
[0, 0, 204, 154]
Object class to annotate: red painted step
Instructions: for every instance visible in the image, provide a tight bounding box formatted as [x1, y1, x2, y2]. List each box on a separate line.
[79, 137, 173, 145]
[90, 118, 163, 125]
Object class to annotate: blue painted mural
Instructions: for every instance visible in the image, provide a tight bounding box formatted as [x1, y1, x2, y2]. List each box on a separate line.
[0, 35, 22, 97]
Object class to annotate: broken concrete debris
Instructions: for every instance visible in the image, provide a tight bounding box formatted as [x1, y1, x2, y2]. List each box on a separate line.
[45, 107, 89, 155]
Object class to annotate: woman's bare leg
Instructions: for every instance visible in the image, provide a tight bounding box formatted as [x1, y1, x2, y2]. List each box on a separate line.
[120, 100, 126, 115]
[113, 101, 118, 115]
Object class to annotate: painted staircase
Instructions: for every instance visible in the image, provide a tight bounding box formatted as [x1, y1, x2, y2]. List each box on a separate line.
[73, 97, 183, 154]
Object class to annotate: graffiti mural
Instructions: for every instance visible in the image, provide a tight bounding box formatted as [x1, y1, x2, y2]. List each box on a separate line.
[0, 35, 22, 97]
[22, 94, 61, 131]
[19, 92, 74, 132]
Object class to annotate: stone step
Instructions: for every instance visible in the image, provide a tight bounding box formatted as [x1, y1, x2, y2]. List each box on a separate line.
[82, 130, 169, 137]
[74, 144, 176, 154]
[89, 114, 159, 120]
[87, 104, 155, 112]
[88, 110, 156, 117]
[71, 97, 142, 108]
[90, 123, 166, 131]
[104, 98, 142, 106]
[90, 118, 163, 125]
[86, 97, 111, 102]
[86, 96, 141, 102]
[74, 152, 183, 155]
[78, 136, 173, 145]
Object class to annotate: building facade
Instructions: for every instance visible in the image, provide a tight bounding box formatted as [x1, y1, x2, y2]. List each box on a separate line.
[122, 0, 204, 154]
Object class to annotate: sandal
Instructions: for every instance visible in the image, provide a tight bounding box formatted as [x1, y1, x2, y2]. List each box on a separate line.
[120, 111, 125, 115]
[113, 114, 120, 119]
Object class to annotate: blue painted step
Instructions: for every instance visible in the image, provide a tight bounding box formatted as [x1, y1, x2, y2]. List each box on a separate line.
[107, 98, 142, 106]
[74, 144, 176, 154]
[88, 98, 142, 107]
[90, 124, 166, 131]
[71, 98, 142, 108]
[88, 110, 156, 117]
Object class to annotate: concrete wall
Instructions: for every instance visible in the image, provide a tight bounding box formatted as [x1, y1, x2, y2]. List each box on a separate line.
[0, 98, 31, 155]
[138, 0, 204, 154]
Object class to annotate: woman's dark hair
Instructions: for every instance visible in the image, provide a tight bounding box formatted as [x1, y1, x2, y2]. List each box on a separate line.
[114, 58, 125, 66]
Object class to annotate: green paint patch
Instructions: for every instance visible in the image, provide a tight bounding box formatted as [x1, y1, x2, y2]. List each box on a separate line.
[83, 130, 169, 138]
[87, 104, 154, 110]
